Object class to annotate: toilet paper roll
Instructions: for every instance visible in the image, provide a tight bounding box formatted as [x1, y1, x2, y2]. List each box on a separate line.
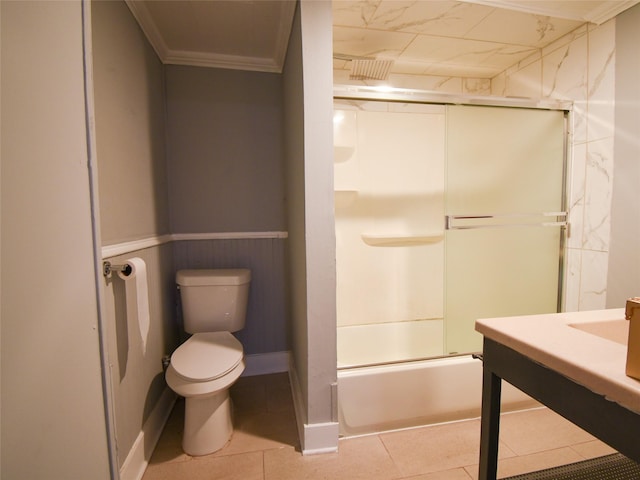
[119, 257, 150, 355]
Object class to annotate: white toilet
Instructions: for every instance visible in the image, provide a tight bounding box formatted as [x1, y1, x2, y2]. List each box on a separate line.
[165, 268, 251, 456]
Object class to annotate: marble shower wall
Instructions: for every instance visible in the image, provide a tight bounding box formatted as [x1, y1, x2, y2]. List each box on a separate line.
[491, 20, 616, 311]
[334, 68, 492, 95]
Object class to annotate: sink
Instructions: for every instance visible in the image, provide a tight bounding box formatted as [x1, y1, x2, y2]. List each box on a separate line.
[569, 319, 629, 346]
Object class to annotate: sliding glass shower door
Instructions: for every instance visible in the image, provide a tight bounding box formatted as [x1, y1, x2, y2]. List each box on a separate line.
[334, 98, 568, 367]
[444, 105, 567, 355]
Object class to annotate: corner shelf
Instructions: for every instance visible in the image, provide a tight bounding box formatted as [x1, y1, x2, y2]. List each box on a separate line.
[334, 146, 355, 163]
[334, 190, 358, 208]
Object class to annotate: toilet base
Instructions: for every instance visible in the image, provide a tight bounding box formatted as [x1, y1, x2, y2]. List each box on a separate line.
[183, 390, 233, 456]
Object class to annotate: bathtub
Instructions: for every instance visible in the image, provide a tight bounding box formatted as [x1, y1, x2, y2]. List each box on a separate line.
[337, 354, 537, 437]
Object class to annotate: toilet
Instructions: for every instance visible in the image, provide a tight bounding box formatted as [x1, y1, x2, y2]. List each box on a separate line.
[165, 268, 251, 456]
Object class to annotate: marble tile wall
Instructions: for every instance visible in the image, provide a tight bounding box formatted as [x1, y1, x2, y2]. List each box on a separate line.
[491, 20, 616, 311]
[333, 68, 491, 95]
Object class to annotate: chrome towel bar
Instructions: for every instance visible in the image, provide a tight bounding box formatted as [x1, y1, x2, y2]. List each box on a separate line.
[445, 212, 568, 230]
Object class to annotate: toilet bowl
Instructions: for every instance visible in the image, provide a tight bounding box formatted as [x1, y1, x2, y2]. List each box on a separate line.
[166, 332, 245, 455]
[165, 269, 251, 456]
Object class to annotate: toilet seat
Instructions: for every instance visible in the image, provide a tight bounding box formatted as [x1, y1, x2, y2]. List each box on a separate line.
[170, 332, 243, 382]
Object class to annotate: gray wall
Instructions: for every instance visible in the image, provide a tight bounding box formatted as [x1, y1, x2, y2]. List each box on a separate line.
[298, 0, 336, 429]
[607, 3, 640, 306]
[283, 1, 309, 419]
[165, 65, 289, 356]
[1, 2, 111, 478]
[92, 1, 170, 244]
[165, 65, 286, 234]
[283, 0, 338, 451]
[91, 0, 178, 469]
[172, 238, 289, 354]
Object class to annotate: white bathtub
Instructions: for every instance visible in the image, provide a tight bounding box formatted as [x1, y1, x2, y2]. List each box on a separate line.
[337, 354, 537, 437]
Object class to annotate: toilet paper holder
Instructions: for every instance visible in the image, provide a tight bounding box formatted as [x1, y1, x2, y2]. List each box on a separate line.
[103, 261, 132, 277]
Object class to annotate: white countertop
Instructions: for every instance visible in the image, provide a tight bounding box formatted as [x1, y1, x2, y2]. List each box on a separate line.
[476, 309, 640, 414]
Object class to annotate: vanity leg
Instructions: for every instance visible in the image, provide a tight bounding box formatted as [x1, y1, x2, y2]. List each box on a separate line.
[479, 367, 502, 480]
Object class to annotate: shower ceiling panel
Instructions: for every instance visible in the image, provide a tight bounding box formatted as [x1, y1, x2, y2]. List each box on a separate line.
[333, 0, 638, 78]
[125, 0, 638, 77]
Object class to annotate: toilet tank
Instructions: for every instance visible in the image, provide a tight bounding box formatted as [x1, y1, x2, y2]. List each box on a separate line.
[176, 269, 251, 334]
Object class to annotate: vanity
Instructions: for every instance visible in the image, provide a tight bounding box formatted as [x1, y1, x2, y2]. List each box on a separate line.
[475, 307, 640, 480]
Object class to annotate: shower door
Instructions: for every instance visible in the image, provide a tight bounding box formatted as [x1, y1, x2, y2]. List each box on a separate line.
[444, 105, 567, 355]
[334, 101, 446, 367]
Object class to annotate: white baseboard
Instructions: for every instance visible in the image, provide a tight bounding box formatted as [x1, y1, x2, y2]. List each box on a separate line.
[288, 360, 339, 455]
[119, 387, 177, 480]
[242, 351, 290, 377]
[301, 422, 340, 455]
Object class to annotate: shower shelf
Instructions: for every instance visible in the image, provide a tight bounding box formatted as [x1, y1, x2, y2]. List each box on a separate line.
[335, 190, 358, 208]
[334, 146, 355, 163]
[361, 232, 444, 247]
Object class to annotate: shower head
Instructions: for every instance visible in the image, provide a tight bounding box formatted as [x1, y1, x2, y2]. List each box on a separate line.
[333, 53, 395, 81]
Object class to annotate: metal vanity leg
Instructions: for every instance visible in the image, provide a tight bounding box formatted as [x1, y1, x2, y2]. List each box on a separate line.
[479, 366, 502, 480]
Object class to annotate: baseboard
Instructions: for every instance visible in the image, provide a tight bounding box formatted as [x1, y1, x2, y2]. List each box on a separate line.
[288, 359, 339, 455]
[119, 387, 177, 480]
[300, 422, 340, 455]
[242, 351, 290, 377]
[288, 360, 307, 446]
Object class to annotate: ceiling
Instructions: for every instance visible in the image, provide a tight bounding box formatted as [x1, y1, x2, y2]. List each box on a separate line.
[126, 0, 297, 72]
[126, 0, 639, 79]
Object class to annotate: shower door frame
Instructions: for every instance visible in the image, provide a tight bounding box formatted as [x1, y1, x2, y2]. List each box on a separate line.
[333, 85, 572, 368]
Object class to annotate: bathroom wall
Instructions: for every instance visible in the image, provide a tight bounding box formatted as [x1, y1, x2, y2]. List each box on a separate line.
[607, 3, 640, 306]
[333, 62, 491, 95]
[164, 65, 289, 358]
[1, 1, 111, 478]
[164, 66, 286, 234]
[491, 20, 616, 311]
[171, 238, 288, 356]
[91, 0, 178, 475]
[283, 0, 339, 452]
[283, 0, 309, 425]
[92, 0, 170, 245]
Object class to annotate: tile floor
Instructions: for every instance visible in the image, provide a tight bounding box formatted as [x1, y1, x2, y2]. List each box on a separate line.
[142, 372, 616, 480]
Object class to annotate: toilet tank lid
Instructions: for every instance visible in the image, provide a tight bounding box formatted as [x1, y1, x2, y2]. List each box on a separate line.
[176, 269, 251, 286]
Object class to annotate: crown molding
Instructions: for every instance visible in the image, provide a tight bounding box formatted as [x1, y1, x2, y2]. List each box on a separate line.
[125, 0, 295, 73]
[163, 51, 282, 73]
[459, 0, 639, 24]
[585, 0, 639, 24]
[124, 1, 169, 61]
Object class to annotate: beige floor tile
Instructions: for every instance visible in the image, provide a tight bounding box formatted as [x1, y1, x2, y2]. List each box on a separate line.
[230, 372, 293, 415]
[380, 420, 515, 478]
[142, 451, 263, 480]
[266, 378, 295, 413]
[570, 439, 617, 459]
[401, 468, 473, 479]
[230, 375, 269, 414]
[148, 400, 190, 465]
[144, 375, 620, 480]
[264, 435, 400, 480]
[149, 432, 191, 465]
[464, 446, 584, 480]
[212, 408, 300, 456]
[498, 408, 595, 455]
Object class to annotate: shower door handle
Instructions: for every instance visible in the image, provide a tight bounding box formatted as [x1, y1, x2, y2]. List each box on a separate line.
[445, 212, 568, 230]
